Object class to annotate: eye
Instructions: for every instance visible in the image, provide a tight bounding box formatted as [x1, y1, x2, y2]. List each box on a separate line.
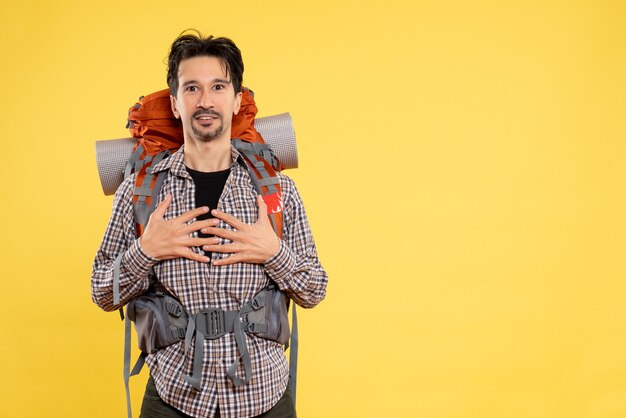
[185, 85, 198, 92]
[213, 84, 225, 91]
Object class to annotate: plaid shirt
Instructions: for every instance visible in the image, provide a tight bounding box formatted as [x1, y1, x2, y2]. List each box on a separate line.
[92, 146, 327, 418]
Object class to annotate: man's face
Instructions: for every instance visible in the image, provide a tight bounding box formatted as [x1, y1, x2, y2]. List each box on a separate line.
[170, 55, 242, 144]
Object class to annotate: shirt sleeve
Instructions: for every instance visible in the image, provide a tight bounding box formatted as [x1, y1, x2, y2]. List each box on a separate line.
[91, 176, 159, 312]
[264, 175, 328, 308]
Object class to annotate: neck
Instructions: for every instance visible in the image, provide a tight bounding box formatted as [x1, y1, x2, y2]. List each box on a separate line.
[183, 136, 232, 172]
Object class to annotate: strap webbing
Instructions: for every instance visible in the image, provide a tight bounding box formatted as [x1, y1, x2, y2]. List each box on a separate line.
[123, 308, 147, 418]
[233, 138, 298, 402]
[182, 302, 267, 390]
[183, 310, 248, 390]
[113, 252, 124, 305]
[232, 140, 283, 238]
[123, 309, 133, 418]
[227, 308, 253, 387]
[125, 146, 145, 179]
[146, 162, 168, 212]
[257, 177, 281, 187]
[289, 305, 299, 405]
[241, 150, 280, 196]
[232, 139, 281, 196]
[134, 151, 170, 229]
[231, 139, 280, 170]
[184, 328, 205, 390]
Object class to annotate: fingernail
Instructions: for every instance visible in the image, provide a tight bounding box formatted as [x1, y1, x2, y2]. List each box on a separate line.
[211, 209, 219, 215]
[202, 207, 209, 212]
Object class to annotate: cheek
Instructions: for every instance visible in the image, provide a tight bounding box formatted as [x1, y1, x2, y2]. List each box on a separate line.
[178, 101, 193, 119]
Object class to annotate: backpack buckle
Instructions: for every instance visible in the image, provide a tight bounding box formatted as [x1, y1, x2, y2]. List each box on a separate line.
[196, 308, 226, 339]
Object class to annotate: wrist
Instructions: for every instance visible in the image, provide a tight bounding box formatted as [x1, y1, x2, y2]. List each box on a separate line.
[139, 236, 159, 260]
[264, 239, 296, 281]
[126, 238, 160, 278]
[265, 236, 281, 262]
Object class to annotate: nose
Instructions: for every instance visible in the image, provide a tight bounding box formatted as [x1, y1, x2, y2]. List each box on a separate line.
[197, 89, 213, 109]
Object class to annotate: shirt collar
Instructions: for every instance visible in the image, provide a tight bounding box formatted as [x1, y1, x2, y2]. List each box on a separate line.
[149, 144, 247, 177]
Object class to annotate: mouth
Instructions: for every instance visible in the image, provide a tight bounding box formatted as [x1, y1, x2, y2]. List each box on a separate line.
[193, 111, 221, 126]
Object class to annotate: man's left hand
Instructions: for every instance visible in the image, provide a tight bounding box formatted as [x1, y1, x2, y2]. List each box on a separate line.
[201, 195, 281, 266]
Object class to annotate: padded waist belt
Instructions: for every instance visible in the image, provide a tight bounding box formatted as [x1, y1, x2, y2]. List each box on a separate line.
[123, 284, 296, 418]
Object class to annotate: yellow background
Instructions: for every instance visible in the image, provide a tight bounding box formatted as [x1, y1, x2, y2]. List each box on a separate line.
[1, 0, 625, 417]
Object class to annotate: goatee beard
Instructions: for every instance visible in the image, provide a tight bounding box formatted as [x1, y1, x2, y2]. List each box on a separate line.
[192, 122, 223, 141]
[191, 109, 223, 141]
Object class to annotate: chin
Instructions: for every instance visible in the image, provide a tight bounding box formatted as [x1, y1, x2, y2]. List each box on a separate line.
[191, 124, 224, 141]
[193, 131, 218, 141]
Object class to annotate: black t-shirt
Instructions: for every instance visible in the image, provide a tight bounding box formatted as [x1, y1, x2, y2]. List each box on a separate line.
[186, 166, 230, 239]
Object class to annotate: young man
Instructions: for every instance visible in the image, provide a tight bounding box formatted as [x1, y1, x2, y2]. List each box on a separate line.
[91, 33, 327, 418]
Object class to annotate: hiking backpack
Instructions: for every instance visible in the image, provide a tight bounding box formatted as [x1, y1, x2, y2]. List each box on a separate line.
[99, 88, 300, 418]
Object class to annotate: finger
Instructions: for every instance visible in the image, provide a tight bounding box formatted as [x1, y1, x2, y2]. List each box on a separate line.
[180, 248, 210, 263]
[256, 195, 270, 225]
[202, 243, 241, 253]
[182, 218, 219, 235]
[177, 205, 210, 224]
[187, 237, 220, 247]
[210, 209, 246, 230]
[200, 226, 239, 241]
[152, 194, 172, 219]
[212, 254, 243, 266]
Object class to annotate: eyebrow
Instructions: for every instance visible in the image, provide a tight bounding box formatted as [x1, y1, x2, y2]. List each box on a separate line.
[181, 78, 232, 87]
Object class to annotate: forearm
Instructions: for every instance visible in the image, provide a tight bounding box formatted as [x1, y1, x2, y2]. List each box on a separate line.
[91, 238, 158, 311]
[264, 239, 327, 308]
[263, 175, 328, 308]
[91, 176, 158, 311]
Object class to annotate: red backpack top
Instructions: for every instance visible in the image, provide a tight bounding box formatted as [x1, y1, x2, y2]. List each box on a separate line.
[124, 87, 284, 237]
[126, 87, 269, 155]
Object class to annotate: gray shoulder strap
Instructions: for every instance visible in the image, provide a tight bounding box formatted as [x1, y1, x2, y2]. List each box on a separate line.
[133, 150, 170, 229]
[124, 145, 146, 180]
[231, 138, 280, 171]
[119, 148, 172, 417]
[231, 139, 282, 233]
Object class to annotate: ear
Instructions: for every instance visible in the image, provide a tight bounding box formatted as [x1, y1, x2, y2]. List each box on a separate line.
[170, 95, 180, 119]
[233, 91, 243, 115]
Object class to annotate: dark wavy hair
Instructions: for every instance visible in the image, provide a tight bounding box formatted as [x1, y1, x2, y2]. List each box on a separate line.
[167, 30, 244, 96]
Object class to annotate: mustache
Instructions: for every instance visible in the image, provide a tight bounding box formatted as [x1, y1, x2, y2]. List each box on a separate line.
[193, 109, 222, 119]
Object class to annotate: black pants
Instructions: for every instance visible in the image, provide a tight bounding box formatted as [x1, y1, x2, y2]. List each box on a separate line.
[139, 376, 297, 418]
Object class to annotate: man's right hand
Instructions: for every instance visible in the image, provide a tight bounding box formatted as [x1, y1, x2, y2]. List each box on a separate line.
[140, 194, 214, 263]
